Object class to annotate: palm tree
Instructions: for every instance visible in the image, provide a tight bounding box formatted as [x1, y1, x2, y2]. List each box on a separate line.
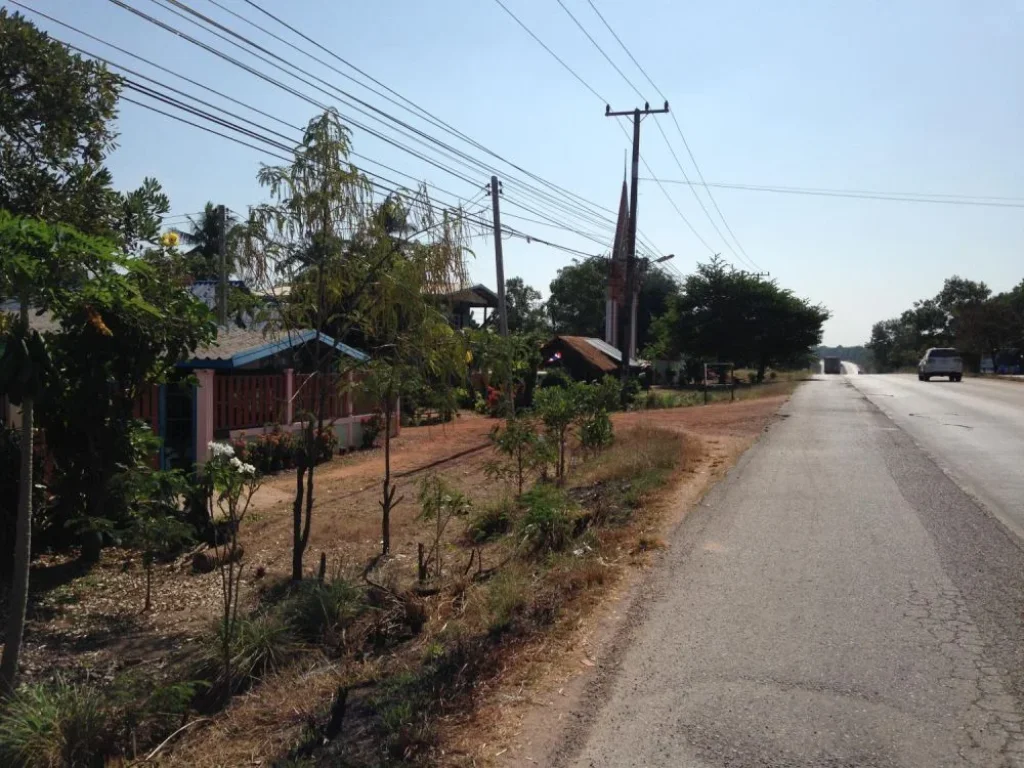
[175, 202, 243, 281]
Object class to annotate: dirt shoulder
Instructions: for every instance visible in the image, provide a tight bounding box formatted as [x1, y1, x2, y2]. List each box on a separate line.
[482, 395, 788, 767]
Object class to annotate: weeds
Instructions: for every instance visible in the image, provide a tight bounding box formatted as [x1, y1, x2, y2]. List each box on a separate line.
[518, 484, 576, 554]
[487, 565, 531, 631]
[467, 497, 514, 543]
[195, 614, 298, 695]
[278, 577, 364, 645]
[0, 678, 110, 768]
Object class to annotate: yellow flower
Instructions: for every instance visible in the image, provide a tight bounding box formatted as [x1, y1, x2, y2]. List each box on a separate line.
[465, 350, 473, 364]
[161, 231, 180, 248]
[86, 306, 112, 337]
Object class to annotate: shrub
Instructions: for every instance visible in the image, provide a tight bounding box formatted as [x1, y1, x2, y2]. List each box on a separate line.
[0, 678, 111, 768]
[361, 412, 383, 449]
[518, 484, 576, 554]
[195, 614, 298, 694]
[278, 577, 364, 644]
[467, 497, 514, 542]
[578, 410, 613, 452]
[487, 566, 531, 631]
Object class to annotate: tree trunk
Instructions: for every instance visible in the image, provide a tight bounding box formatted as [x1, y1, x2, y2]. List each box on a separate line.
[0, 304, 34, 698]
[291, 461, 307, 581]
[144, 562, 153, 613]
[381, 401, 393, 556]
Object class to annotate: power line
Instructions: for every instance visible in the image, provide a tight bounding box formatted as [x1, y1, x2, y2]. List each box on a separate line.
[491, 0, 711, 261]
[233, 0, 646, 237]
[584, 0, 761, 270]
[151, 0, 638, 240]
[557, 0, 750, 267]
[20, 1, 660, 270]
[76, 0, 632, 246]
[640, 179, 1024, 209]
[553, 0, 645, 101]
[117, 80, 608, 260]
[490, 0, 606, 103]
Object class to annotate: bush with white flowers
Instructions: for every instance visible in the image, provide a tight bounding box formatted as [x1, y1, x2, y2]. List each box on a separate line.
[200, 441, 264, 691]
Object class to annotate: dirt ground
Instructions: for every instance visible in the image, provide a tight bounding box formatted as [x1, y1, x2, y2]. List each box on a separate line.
[9, 393, 789, 764]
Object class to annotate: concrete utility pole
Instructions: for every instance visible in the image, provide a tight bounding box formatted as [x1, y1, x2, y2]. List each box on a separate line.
[490, 176, 509, 337]
[605, 102, 669, 382]
[217, 203, 228, 326]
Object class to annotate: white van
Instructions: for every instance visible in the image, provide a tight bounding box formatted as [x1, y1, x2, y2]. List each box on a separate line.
[918, 348, 963, 382]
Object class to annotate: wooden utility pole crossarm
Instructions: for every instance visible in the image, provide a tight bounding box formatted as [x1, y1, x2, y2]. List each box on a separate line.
[605, 102, 669, 382]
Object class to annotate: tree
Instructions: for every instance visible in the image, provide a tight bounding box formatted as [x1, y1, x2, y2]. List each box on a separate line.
[244, 109, 370, 581]
[547, 257, 607, 339]
[503, 277, 548, 334]
[0, 13, 214, 695]
[547, 257, 677, 352]
[651, 256, 828, 374]
[0, 215, 122, 697]
[175, 202, 246, 281]
[357, 193, 469, 556]
[0, 10, 119, 230]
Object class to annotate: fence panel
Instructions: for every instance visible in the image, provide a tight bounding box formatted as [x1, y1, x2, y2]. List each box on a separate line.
[293, 373, 348, 420]
[214, 374, 286, 431]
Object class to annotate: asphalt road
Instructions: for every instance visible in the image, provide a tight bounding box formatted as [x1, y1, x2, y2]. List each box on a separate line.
[560, 375, 1024, 768]
[847, 373, 1024, 540]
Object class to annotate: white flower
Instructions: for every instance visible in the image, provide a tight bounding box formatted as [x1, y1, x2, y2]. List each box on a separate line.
[239, 462, 257, 476]
[230, 456, 243, 470]
[209, 442, 235, 458]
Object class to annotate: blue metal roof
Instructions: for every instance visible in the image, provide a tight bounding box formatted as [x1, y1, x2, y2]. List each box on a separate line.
[180, 326, 368, 370]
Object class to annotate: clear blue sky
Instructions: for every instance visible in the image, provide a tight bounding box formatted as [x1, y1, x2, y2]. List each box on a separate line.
[14, 0, 1024, 345]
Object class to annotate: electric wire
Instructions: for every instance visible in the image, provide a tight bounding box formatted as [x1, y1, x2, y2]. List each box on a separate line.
[583, 0, 761, 269]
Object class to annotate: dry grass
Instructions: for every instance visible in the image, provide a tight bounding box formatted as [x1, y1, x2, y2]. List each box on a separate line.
[10, 393, 798, 768]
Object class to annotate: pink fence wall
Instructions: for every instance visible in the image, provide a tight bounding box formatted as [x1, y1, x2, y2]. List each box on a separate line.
[214, 374, 287, 431]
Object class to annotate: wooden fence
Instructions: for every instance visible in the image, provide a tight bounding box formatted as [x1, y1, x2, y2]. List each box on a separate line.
[214, 374, 287, 431]
[293, 373, 347, 420]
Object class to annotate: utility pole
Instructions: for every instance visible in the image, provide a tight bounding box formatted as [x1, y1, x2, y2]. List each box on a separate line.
[489, 176, 509, 337]
[605, 102, 669, 382]
[216, 203, 228, 326]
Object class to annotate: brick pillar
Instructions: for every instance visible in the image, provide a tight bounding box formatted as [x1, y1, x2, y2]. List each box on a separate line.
[195, 369, 215, 465]
[284, 368, 294, 425]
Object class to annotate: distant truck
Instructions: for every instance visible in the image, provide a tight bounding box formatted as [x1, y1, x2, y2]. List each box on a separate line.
[823, 357, 842, 375]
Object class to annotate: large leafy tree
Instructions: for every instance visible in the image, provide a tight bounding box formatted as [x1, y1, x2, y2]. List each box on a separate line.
[547, 257, 677, 351]
[547, 257, 607, 339]
[651, 256, 828, 376]
[0, 13, 213, 696]
[503, 276, 548, 334]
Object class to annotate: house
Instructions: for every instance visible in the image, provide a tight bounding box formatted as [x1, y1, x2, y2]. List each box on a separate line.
[436, 283, 500, 330]
[1, 304, 391, 470]
[540, 335, 644, 382]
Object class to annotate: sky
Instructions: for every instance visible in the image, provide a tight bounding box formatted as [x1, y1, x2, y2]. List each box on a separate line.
[11, 0, 1024, 346]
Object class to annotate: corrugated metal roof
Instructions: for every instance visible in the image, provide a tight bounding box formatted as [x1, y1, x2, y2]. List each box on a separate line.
[184, 326, 368, 368]
[583, 337, 643, 368]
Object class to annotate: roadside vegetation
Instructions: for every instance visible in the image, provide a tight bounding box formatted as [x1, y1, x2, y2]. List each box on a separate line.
[868, 275, 1024, 373]
[0, 11, 813, 766]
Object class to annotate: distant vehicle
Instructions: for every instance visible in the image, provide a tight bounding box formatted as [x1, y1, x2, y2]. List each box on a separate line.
[918, 348, 963, 382]
[823, 357, 842, 375]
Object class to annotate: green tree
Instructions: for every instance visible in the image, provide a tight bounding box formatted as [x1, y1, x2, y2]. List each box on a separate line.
[175, 202, 245, 281]
[244, 109, 370, 581]
[0, 216, 121, 697]
[548, 257, 677, 351]
[651, 256, 828, 375]
[503, 276, 548, 334]
[547, 257, 607, 339]
[357, 193, 469, 556]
